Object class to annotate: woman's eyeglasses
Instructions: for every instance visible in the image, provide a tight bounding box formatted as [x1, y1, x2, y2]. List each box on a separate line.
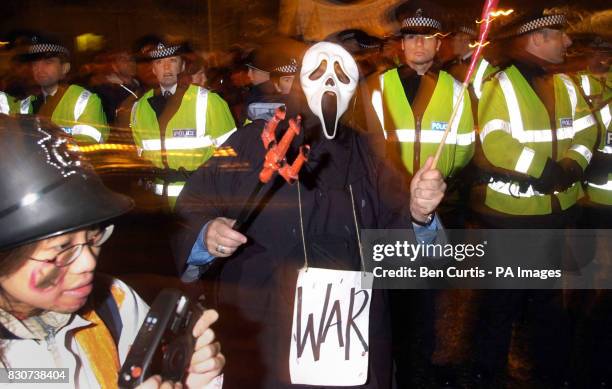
[28, 225, 115, 267]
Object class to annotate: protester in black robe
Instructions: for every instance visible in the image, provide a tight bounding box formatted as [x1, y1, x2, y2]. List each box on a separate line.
[172, 42, 446, 388]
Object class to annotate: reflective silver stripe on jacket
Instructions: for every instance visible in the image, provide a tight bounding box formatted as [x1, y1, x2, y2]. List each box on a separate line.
[21, 96, 32, 114]
[587, 180, 612, 191]
[371, 73, 386, 138]
[600, 104, 611, 131]
[72, 90, 103, 142]
[450, 77, 467, 137]
[141, 128, 237, 151]
[580, 74, 591, 96]
[488, 180, 576, 198]
[515, 146, 535, 174]
[0, 92, 9, 114]
[154, 183, 184, 197]
[472, 58, 490, 99]
[488, 180, 544, 198]
[74, 90, 91, 121]
[394, 129, 474, 145]
[71, 125, 103, 142]
[569, 144, 592, 164]
[195, 87, 209, 137]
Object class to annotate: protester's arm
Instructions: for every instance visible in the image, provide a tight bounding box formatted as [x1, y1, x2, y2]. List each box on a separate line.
[412, 214, 441, 244]
[173, 129, 254, 278]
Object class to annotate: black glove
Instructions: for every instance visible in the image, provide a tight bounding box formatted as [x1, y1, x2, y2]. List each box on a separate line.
[585, 153, 611, 185]
[532, 158, 565, 194]
[557, 158, 583, 190]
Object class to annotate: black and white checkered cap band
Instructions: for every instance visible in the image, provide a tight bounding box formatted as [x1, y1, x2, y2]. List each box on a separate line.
[28, 43, 69, 56]
[359, 41, 380, 49]
[148, 44, 182, 59]
[458, 26, 477, 37]
[516, 14, 567, 35]
[402, 17, 442, 31]
[273, 59, 298, 74]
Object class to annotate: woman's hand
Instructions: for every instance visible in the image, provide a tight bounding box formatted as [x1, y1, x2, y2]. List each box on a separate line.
[134, 309, 224, 389]
[184, 309, 225, 388]
[135, 375, 183, 389]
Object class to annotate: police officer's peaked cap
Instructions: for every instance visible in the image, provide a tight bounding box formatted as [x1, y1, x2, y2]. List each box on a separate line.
[326, 29, 383, 54]
[493, 7, 567, 40]
[271, 58, 298, 76]
[146, 40, 188, 60]
[454, 24, 478, 39]
[0, 115, 133, 251]
[395, 0, 444, 35]
[21, 33, 70, 61]
[246, 38, 301, 77]
[568, 34, 612, 55]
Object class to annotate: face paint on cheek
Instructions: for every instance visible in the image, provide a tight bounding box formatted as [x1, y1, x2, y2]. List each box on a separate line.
[30, 265, 63, 290]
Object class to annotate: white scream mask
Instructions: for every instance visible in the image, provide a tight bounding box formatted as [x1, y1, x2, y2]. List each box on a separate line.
[300, 42, 359, 139]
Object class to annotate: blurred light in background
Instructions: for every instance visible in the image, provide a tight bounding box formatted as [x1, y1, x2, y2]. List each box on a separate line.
[75, 33, 105, 52]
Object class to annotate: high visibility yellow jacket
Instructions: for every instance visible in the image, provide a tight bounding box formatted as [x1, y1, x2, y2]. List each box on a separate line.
[0, 91, 18, 115]
[372, 68, 475, 178]
[447, 56, 498, 100]
[130, 84, 236, 198]
[478, 65, 598, 215]
[19, 85, 109, 144]
[20, 85, 109, 144]
[575, 71, 611, 206]
[471, 58, 498, 101]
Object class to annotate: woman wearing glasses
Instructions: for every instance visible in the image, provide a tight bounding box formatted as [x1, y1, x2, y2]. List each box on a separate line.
[0, 115, 224, 388]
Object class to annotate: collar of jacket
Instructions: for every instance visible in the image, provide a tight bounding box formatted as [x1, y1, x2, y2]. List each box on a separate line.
[398, 64, 440, 80]
[0, 308, 73, 341]
[506, 50, 554, 80]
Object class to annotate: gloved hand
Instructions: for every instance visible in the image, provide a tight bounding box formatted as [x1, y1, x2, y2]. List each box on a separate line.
[531, 158, 565, 194]
[557, 158, 583, 191]
[585, 153, 611, 185]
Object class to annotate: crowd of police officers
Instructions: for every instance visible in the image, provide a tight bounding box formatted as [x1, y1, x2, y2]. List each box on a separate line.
[0, 0, 610, 388]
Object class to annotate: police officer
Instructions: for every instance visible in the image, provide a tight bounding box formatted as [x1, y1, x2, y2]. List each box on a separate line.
[19, 34, 109, 145]
[130, 40, 236, 204]
[242, 40, 301, 123]
[371, 2, 475, 183]
[368, 4, 475, 386]
[572, 37, 612, 226]
[444, 20, 497, 101]
[473, 8, 598, 387]
[475, 9, 597, 228]
[570, 35, 612, 388]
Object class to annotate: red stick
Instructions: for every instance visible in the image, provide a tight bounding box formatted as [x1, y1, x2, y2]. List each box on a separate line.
[431, 0, 499, 168]
[463, 0, 500, 85]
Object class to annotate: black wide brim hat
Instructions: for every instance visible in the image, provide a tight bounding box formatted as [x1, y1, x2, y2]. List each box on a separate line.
[0, 115, 133, 251]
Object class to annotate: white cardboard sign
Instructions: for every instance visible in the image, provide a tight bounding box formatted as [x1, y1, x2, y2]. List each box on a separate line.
[289, 267, 372, 386]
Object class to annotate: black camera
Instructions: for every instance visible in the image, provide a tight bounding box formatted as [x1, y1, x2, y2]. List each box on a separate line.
[118, 288, 204, 388]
